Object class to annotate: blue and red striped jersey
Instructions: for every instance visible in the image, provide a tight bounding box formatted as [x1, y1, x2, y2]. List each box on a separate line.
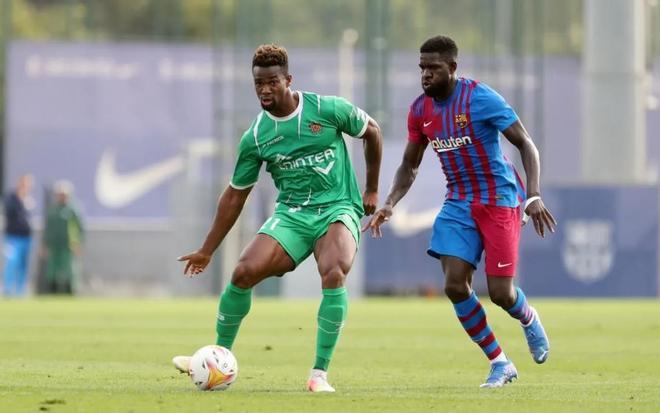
[408, 78, 525, 207]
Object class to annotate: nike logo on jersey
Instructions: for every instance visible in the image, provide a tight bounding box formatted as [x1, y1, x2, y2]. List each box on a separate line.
[423, 121, 433, 127]
[497, 262, 513, 268]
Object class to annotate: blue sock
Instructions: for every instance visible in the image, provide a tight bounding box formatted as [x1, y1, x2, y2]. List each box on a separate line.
[506, 287, 534, 325]
[453, 292, 504, 362]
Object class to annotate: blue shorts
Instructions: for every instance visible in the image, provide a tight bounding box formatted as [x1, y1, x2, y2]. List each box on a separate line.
[427, 199, 521, 276]
[427, 200, 483, 268]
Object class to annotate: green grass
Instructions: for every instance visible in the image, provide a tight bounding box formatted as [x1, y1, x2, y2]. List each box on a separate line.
[1, 297, 660, 412]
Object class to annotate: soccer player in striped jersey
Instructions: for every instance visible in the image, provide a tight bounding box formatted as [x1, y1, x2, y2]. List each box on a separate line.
[174, 44, 383, 392]
[364, 35, 557, 388]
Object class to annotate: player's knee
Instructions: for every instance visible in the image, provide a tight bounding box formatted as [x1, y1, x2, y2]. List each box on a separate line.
[231, 261, 258, 289]
[489, 289, 516, 309]
[444, 281, 470, 302]
[319, 266, 346, 289]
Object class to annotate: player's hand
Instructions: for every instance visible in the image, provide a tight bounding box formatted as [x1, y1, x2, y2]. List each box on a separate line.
[362, 190, 379, 216]
[361, 204, 393, 238]
[524, 198, 557, 238]
[177, 250, 212, 277]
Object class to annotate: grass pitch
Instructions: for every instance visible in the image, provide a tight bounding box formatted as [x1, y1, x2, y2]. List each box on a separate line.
[1, 297, 659, 412]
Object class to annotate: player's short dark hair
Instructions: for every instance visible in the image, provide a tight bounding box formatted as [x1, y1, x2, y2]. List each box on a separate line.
[252, 44, 289, 72]
[420, 35, 458, 59]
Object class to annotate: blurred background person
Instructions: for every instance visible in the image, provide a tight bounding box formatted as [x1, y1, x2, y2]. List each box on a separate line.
[42, 180, 84, 295]
[2, 174, 34, 297]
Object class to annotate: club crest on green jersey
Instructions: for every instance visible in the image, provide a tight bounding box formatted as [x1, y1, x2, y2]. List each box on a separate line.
[309, 122, 323, 135]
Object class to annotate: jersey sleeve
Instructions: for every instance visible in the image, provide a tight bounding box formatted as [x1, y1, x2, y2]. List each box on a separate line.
[230, 129, 262, 190]
[331, 96, 370, 138]
[473, 83, 519, 131]
[407, 106, 425, 144]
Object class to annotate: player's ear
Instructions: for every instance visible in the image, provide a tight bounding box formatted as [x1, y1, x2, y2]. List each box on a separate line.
[448, 61, 457, 74]
[285, 73, 292, 87]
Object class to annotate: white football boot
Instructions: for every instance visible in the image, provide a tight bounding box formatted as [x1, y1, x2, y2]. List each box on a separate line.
[307, 369, 335, 393]
[172, 356, 191, 374]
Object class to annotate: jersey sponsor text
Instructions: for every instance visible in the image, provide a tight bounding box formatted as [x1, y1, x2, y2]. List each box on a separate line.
[430, 135, 473, 152]
[275, 149, 335, 171]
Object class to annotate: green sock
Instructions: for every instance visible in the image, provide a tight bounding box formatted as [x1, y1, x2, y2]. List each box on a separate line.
[314, 287, 348, 371]
[216, 282, 252, 349]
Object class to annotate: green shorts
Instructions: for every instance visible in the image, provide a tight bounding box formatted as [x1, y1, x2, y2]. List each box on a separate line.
[257, 202, 362, 266]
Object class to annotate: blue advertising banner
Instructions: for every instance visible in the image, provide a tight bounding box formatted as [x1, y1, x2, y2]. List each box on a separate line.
[7, 41, 660, 222]
[4, 41, 346, 219]
[6, 41, 216, 218]
[518, 186, 658, 297]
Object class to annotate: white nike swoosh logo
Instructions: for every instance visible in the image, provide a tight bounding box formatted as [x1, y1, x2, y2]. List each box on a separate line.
[497, 262, 513, 268]
[313, 160, 335, 175]
[389, 204, 438, 237]
[95, 149, 185, 208]
[95, 139, 219, 208]
[423, 121, 433, 127]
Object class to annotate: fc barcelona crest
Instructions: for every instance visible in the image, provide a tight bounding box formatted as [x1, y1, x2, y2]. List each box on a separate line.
[309, 122, 323, 134]
[455, 113, 468, 129]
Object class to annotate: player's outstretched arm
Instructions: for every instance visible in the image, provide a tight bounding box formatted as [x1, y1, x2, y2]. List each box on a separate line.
[361, 118, 383, 215]
[362, 140, 427, 238]
[177, 185, 252, 277]
[502, 120, 557, 238]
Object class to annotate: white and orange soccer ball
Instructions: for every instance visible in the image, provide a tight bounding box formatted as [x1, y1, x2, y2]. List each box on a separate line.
[189, 345, 238, 391]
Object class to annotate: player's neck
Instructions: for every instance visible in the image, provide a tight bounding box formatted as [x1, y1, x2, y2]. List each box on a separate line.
[268, 90, 299, 118]
[434, 78, 457, 102]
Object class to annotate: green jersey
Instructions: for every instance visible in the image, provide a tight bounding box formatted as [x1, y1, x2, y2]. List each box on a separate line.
[231, 91, 369, 213]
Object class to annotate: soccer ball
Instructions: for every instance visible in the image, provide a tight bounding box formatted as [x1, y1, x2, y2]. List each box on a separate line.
[189, 345, 238, 391]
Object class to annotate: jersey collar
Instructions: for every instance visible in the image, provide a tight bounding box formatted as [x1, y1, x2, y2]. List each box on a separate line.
[433, 79, 462, 106]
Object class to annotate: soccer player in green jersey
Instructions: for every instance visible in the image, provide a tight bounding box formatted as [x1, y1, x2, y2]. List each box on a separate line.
[173, 44, 383, 392]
